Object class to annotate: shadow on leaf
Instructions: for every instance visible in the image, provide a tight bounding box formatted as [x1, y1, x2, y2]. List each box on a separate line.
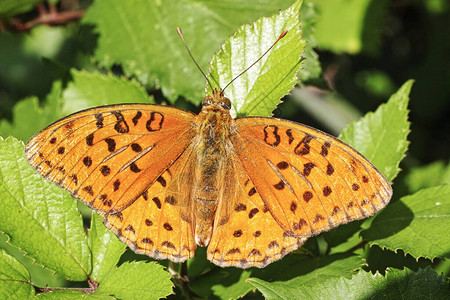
[189, 252, 358, 299]
[362, 200, 414, 241]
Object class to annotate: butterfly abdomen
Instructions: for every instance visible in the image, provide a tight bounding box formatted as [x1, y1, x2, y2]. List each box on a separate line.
[193, 108, 232, 246]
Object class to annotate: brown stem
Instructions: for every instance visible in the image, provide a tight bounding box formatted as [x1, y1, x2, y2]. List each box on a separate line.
[35, 283, 97, 294]
[180, 261, 189, 282]
[347, 240, 368, 253]
[22, 10, 85, 30]
[168, 261, 203, 299]
[2, 2, 85, 32]
[35, 276, 98, 295]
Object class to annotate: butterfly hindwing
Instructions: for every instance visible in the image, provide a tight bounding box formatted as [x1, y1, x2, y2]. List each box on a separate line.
[207, 152, 307, 268]
[103, 145, 198, 262]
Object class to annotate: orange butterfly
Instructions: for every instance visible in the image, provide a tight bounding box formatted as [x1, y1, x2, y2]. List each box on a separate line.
[25, 31, 392, 269]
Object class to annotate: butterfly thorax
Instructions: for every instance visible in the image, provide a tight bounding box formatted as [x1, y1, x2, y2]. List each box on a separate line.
[192, 90, 234, 246]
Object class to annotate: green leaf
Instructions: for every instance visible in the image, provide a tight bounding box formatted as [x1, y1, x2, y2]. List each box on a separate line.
[82, 0, 300, 103]
[0, 26, 73, 98]
[359, 0, 390, 55]
[0, 137, 91, 281]
[380, 267, 450, 299]
[88, 212, 126, 282]
[361, 185, 450, 260]
[405, 161, 450, 193]
[298, 1, 321, 81]
[246, 254, 365, 299]
[339, 80, 413, 181]
[186, 247, 215, 279]
[355, 70, 396, 98]
[290, 88, 362, 135]
[95, 261, 173, 299]
[36, 290, 114, 299]
[313, 0, 388, 54]
[191, 268, 253, 300]
[323, 221, 364, 253]
[209, 0, 304, 118]
[61, 69, 153, 115]
[425, 0, 450, 14]
[0, 81, 63, 141]
[0, 70, 153, 142]
[191, 253, 364, 299]
[0, 0, 44, 19]
[0, 233, 67, 288]
[364, 245, 434, 277]
[250, 267, 450, 299]
[0, 249, 34, 300]
[313, 0, 371, 53]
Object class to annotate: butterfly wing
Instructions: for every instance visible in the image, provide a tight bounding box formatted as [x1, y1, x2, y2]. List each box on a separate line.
[230, 117, 392, 238]
[207, 151, 307, 268]
[26, 104, 198, 261]
[103, 143, 198, 261]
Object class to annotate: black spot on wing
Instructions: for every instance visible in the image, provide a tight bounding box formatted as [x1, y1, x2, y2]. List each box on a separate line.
[95, 113, 104, 128]
[112, 111, 129, 133]
[277, 161, 289, 170]
[235, 204, 247, 212]
[146, 112, 164, 132]
[83, 156, 92, 167]
[86, 133, 94, 146]
[130, 162, 141, 173]
[104, 138, 116, 152]
[294, 134, 313, 155]
[152, 197, 162, 209]
[286, 129, 294, 144]
[263, 125, 281, 147]
[132, 111, 142, 125]
[100, 165, 111, 176]
[248, 208, 259, 219]
[303, 162, 315, 176]
[303, 191, 313, 202]
[131, 143, 142, 152]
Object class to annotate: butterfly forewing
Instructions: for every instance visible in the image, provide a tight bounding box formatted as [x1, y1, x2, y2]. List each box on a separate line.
[232, 117, 392, 238]
[25, 104, 196, 214]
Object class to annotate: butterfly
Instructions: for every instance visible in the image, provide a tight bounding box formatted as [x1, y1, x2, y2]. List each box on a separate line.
[25, 29, 392, 269]
[25, 87, 392, 268]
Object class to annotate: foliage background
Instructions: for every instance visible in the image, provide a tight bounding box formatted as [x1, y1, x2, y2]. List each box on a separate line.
[0, 0, 449, 299]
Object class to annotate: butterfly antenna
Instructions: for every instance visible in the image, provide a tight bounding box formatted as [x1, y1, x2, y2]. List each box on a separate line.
[177, 27, 214, 93]
[222, 30, 288, 93]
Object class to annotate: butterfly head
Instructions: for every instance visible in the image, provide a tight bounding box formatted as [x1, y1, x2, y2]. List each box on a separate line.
[202, 89, 231, 111]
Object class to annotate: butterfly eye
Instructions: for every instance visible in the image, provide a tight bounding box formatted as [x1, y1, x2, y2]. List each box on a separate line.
[202, 96, 213, 107]
[220, 98, 231, 110]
